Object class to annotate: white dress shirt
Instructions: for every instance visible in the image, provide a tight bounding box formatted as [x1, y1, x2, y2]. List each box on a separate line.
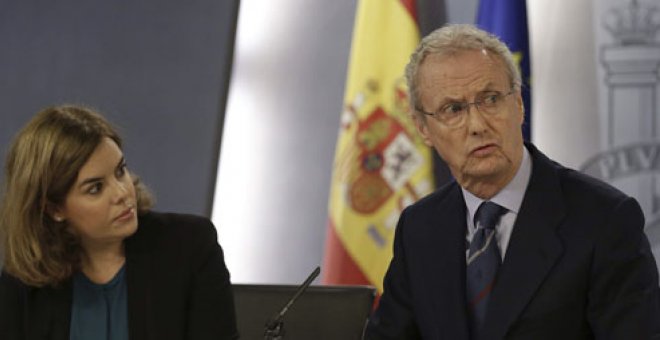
[462, 146, 532, 261]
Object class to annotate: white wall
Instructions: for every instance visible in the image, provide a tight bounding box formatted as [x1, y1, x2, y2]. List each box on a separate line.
[528, 0, 600, 167]
[212, 0, 356, 284]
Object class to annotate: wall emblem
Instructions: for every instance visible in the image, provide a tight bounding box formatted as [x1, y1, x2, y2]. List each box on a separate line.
[581, 0, 660, 270]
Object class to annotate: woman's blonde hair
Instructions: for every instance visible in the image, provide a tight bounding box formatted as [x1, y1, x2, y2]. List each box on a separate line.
[0, 105, 153, 287]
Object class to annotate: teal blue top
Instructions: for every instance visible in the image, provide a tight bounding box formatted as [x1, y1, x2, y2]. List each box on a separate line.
[70, 264, 128, 340]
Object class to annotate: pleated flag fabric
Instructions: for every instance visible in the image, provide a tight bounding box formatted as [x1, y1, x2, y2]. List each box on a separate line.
[477, 0, 532, 141]
[322, 0, 434, 293]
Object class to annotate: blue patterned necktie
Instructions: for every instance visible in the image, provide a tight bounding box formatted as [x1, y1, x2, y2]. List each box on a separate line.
[466, 201, 507, 339]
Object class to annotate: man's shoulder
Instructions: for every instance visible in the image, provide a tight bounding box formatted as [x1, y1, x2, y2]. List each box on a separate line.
[558, 166, 627, 199]
[408, 180, 460, 211]
[530, 144, 634, 210]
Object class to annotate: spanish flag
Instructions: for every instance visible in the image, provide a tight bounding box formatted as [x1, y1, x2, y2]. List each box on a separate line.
[322, 0, 434, 293]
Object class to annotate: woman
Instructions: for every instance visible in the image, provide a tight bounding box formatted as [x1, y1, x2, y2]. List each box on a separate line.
[0, 105, 238, 339]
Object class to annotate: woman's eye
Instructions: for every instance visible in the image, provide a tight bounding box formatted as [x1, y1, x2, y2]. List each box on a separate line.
[117, 164, 127, 177]
[88, 183, 102, 195]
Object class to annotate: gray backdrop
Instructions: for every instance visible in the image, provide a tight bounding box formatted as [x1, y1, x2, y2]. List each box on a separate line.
[0, 0, 239, 216]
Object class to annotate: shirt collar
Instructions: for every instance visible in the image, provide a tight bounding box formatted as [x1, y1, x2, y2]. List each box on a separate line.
[462, 145, 532, 225]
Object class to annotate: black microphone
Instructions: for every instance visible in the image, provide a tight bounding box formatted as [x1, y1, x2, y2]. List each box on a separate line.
[264, 266, 321, 340]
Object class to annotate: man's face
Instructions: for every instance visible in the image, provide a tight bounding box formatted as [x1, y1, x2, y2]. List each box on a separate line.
[414, 49, 525, 197]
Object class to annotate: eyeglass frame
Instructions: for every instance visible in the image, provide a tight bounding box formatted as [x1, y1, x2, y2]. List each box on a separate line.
[415, 86, 517, 127]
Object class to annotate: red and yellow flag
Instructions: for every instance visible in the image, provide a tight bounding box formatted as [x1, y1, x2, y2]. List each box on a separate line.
[322, 0, 434, 293]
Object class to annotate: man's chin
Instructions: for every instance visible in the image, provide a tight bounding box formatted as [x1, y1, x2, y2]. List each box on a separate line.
[463, 159, 507, 178]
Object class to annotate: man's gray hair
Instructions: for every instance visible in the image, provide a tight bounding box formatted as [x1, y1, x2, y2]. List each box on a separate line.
[405, 24, 521, 120]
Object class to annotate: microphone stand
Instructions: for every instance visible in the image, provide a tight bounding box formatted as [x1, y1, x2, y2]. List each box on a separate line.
[264, 266, 321, 340]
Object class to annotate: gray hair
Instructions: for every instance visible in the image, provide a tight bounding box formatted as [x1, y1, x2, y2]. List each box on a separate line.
[405, 24, 521, 120]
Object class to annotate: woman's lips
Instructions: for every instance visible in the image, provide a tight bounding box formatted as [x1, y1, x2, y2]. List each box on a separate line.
[115, 207, 135, 222]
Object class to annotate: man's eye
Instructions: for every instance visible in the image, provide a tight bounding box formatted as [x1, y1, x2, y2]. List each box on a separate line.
[482, 93, 501, 106]
[442, 103, 464, 114]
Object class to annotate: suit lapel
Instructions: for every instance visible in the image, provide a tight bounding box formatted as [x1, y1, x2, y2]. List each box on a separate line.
[482, 145, 566, 339]
[423, 184, 471, 339]
[125, 222, 153, 340]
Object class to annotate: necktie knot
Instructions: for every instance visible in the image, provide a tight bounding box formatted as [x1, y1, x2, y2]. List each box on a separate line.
[474, 201, 507, 231]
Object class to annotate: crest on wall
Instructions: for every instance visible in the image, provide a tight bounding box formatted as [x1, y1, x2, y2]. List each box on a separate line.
[581, 0, 660, 270]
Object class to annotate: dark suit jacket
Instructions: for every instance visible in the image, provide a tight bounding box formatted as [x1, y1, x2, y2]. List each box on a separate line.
[365, 143, 660, 340]
[0, 211, 239, 340]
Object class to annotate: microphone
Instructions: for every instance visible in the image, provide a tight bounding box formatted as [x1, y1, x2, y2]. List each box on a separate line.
[264, 266, 321, 340]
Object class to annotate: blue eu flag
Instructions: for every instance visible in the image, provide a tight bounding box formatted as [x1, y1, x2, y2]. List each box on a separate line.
[477, 0, 532, 141]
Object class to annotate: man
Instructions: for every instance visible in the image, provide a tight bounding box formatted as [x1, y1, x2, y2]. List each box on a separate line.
[364, 24, 660, 340]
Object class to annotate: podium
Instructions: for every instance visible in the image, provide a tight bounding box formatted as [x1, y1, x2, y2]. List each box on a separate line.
[232, 284, 376, 340]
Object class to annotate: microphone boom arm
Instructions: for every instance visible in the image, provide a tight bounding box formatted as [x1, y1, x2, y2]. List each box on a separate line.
[264, 266, 321, 340]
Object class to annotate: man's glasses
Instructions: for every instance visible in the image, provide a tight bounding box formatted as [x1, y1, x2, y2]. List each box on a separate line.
[416, 88, 515, 128]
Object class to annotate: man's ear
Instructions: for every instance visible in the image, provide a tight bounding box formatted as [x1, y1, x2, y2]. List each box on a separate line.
[412, 114, 433, 146]
[515, 89, 525, 125]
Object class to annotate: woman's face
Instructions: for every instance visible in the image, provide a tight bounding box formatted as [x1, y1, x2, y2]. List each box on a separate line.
[53, 137, 138, 250]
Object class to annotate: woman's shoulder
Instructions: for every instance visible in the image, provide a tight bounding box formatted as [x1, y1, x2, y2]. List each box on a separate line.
[139, 210, 212, 227]
[0, 270, 25, 291]
[133, 211, 217, 243]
